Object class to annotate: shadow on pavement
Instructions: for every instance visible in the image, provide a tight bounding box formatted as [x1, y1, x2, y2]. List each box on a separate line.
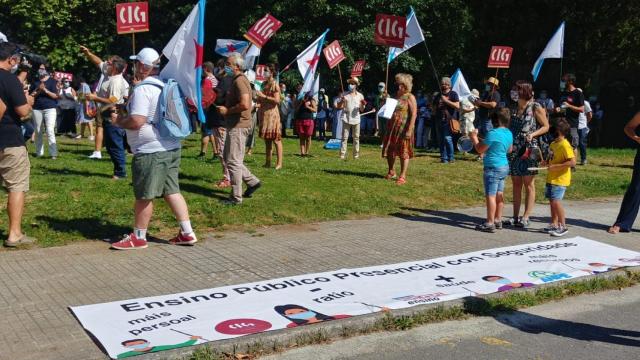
[464, 297, 640, 347]
[393, 208, 483, 230]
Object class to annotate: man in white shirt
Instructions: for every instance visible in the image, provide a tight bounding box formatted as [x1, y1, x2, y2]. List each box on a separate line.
[110, 48, 197, 250]
[337, 77, 365, 159]
[577, 92, 592, 165]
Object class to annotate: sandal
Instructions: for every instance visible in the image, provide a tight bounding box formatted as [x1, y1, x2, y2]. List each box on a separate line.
[607, 225, 621, 234]
[4, 234, 36, 247]
[395, 177, 406, 185]
[215, 179, 231, 188]
[384, 170, 396, 180]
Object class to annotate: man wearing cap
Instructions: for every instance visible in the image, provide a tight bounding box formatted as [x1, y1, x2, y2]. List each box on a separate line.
[336, 77, 365, 159]
[216, 52, 261, 205]
[110, 48, 197, 250]
[81, 46, 129, 179]
[474, 77, 501, 138]
[0, 42, 36, 247]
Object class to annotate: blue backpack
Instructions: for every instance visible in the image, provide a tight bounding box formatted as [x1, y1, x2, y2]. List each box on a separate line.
[137, 79, 192, 139]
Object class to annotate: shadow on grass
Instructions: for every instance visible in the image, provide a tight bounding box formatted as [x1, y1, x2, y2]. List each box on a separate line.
[392, 207, 483, 230]
[463, 297, 640, 347]
[323, 169, 385, 179]
[597, 163, 634, 170]
[35, 216, 129, 241]
[179, 182, 228, 200]
[39, 167, 113, 179]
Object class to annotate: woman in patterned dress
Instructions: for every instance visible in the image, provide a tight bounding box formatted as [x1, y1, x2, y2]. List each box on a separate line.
[382, 73, 417, 185]
[506, 80, 549, 228]
[256, 64, 283, 169]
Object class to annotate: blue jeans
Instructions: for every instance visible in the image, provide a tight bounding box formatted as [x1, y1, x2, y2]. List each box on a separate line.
[439, 123, 454, 162]
[104, 122, 126, 178]
[545, 183, 567, 201]
[415, 117, 425, 148]
[316, 117, 327, 138]
[483, 166, 510, 196]
[578, 127, 588, 162]
[478, 118, 493, 138]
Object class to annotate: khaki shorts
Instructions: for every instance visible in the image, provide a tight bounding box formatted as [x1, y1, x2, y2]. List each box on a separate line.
[132, 149, 181, 200]
[0, 146, 30, 192]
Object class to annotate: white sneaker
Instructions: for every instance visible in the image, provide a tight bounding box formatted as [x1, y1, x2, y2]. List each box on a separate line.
[88, 151, 102, 159]
[88, 136, 95, 141]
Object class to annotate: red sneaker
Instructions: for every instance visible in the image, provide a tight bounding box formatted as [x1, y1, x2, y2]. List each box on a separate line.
[169, 232, 198, 246]
[111, 233, 148, 250]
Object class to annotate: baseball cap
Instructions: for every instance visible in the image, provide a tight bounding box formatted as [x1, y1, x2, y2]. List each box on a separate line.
[130, 48, 160, 67]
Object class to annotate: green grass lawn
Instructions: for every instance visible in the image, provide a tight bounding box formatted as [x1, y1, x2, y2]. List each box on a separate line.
[1, 132, 635, 248]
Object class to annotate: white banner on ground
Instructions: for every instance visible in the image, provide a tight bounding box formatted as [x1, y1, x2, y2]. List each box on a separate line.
[71, 238, 640, 359]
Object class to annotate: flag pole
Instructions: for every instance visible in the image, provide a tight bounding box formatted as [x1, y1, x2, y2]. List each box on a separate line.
[421, 35, 440, 89]
[385, 60, 389, 93]
[337, 64, 344, 93]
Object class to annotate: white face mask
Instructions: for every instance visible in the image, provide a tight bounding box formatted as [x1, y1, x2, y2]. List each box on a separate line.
[10, 63, 18, 73]
[348, 84, 356, 91]
[510, 90, 519, 102]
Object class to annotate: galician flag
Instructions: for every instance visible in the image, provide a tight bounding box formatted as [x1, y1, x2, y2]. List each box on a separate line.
[215, 39, 249, 57]
[531, 21, 565, 82]
[387, 7, 425, 63]
[451, 68, 472, 100]
[296, 29, 329, 96]
[160, 0, 206, 122]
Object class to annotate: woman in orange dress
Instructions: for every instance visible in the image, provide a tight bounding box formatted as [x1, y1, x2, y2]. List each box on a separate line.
[382, 73, 417, 185]
[256, 64, 283, 169]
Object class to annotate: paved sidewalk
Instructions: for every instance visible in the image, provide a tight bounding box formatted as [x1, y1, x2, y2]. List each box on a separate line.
[0, 198, 638, 360]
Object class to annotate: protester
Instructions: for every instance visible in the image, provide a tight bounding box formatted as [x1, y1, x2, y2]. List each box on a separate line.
[245, 85, 258, 156]
[331, 92, 342, 138]
[278, 83, 291, 137]
[0, 42, 36, 246]
[505, 80, 550, 228]
[256, 64, 283, 169]
[197, 62, 217, 159]
[216, 53, 261, 205]
[542, 119, 576, 236]
[381, 73, 417, 185]
[80, 46, 128, 162]
[29, 63, 59, 159]
[316, 88, 329, 140]
[337, 77, 364, 160]
[14, 64, 34, 142]
[57, 77, 78, 137]
[80, 46, 129, 181]
[76, 77, 95, 140]
[535, 89, 555, 115]
[294, 91, 316, 156]
[433, 77, 459, 163]
[556, 73, 584, 152]
[110, 48, 197, 250]
[470, 108, 513, 232]
[577, 93, 592, 165]
[590, 102, 604, 147]
[608, 112, 640, 234]
[212, 58, 233, 187]
[460, 89, 478, 142]
[474, 77, 501, 138]
[374, 82, 387, 137]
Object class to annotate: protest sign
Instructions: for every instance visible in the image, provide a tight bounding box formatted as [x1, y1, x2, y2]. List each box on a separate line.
[255, 65, 267, 82]
[244, 13, 282, 48]
[351, 60, 365, 77]
[53, 72, 73, 82]
[487, 46, 513, 68]
[323, 40, 345, 69]
[374, 14, 406, 47]
[71, 237, 640, 359]
[116, 2, 149, 34]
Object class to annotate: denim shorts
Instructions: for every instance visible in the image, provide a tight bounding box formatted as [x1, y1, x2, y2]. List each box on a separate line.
[545, 183, 566, 201]
[483, 166, 510, 196]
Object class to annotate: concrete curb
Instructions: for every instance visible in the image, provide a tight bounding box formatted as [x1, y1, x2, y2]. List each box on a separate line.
[133, 267, 640, 360]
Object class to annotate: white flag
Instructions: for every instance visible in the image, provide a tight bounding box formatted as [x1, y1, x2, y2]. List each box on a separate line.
[388, 7, 425, 63]
[0, 32, 7, 43]
[160, 0, 206, 121]
[531, 21, 565, 81]
[451, 68, 472, 100]
[296, 30, 329, 80]
[244, 44, 261, 70]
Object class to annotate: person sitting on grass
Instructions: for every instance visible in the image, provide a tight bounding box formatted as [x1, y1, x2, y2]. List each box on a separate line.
[470, 108, 513, 233]
[542, 119, 576, 237]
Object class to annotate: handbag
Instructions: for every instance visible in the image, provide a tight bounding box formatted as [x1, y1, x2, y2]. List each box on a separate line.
[445, 108, 461, 134]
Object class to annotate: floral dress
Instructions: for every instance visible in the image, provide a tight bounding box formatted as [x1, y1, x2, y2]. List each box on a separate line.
[257, 83, 282, 141]
[382, 93, 414, 159]
[508, 101, 547, 176]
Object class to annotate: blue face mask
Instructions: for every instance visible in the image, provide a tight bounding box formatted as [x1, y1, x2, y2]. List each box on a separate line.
[493, 278, 512, 285]
[128, 343, 150, 350]
[287, 311, 316, 320]
[348, 84, 356, 91]
[559, 81, 566, 91]
[224, 65, 234, 76]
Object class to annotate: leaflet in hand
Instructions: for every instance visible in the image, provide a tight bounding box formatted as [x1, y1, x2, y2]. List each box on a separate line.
[376, 98, 398, 119]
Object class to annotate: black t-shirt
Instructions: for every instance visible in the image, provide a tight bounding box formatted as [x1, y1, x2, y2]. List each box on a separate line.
[478, 90, 501, 120]
[561, 89, 584, 128]
[433, 90, 459, 126]
[0, 69, 27, 149]
[30, 77, 58, 110]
